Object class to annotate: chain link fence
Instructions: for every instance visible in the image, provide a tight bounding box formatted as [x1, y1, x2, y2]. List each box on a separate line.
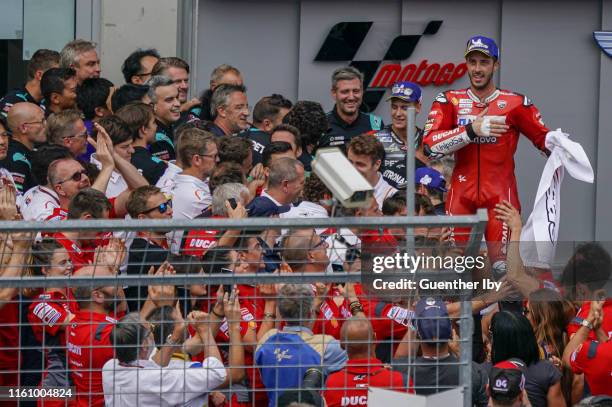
[0, 212, 488, 407]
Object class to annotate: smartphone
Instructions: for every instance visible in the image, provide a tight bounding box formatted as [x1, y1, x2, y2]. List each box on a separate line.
[228, 198, 238, 210]
[220, 267, 233, 294]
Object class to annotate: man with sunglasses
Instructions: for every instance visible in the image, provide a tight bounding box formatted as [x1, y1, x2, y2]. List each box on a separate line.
[125, 185, 173, 311]
[47, 109, 89, 157]
[46, 142, 132, 222]
[0, 102, 47, 193]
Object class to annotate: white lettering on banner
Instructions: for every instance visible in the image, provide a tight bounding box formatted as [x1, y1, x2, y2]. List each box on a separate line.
[341, 395, 368, 406]
[188, 238, 215, 249]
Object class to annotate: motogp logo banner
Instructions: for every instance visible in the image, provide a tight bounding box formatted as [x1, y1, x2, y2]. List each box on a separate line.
[314, 20, 467, 111]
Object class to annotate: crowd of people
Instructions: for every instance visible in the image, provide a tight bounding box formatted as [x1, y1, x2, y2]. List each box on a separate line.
[0, 34, 609, 407]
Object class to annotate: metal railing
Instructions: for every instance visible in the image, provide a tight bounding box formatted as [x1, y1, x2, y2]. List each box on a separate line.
[0, 212, 487, 407]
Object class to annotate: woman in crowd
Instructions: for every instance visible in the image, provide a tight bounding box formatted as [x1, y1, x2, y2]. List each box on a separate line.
[525, 288, 583, 405]
[488, 310, 566, 407]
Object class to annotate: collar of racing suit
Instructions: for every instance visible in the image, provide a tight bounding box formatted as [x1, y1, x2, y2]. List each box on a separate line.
[467, 88, 501, 105]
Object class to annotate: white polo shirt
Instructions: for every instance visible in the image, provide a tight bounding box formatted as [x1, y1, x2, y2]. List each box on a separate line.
[373, 172, 397, 209]
[156, 160, 182, 195]
[170, 173, 212, 253]
[19, 185, 59, 221]
[91, 153, 128, 198]
[102, 356, 226, 407]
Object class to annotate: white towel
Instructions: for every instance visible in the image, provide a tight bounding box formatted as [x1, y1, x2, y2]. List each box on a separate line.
[520, 129, 594, 268]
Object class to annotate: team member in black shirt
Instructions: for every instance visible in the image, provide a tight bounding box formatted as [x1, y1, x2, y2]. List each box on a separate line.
[0, 102, 47, 193]
[116, 102, 167, 185]
[316, 66, 383, 152]
[147, 75, 181, 161]
[0, 49, 59, 119]
[241, 94, 292, 165]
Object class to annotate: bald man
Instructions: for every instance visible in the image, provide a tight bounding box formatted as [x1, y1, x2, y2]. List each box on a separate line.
[0, 102, 46, 192]
[281, 228, 329, 273]
[323, 317, 411, 406]
[67, 264, 127, 407]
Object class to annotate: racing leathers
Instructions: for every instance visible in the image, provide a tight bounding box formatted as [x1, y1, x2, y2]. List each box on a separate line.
[373, 125, 426, 189]
[422, 88, 549, 256]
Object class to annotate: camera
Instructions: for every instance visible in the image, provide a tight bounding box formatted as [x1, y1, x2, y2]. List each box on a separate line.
[312, 147, 374, 208]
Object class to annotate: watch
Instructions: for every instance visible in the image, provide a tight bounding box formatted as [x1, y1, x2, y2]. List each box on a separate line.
[581, 319, 593, 330]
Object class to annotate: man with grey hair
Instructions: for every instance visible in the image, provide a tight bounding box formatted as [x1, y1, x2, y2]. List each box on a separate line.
[199, 64, 243, 121]
[316, 66, 383, 152]
[102, 306, 230, 405]
[147, 75, 181, 161]
[205, 83, 249, 137]
[246, 157, 304, 217]
[256, 283, 347, 407]
[281, 228, 329, 273]
[211, 182, 250, 217]
[59, 39, 100, 84]
[46, 109, 88, 157]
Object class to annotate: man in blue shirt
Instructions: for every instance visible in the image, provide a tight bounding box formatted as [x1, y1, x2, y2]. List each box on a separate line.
[256, 284, 347, 407]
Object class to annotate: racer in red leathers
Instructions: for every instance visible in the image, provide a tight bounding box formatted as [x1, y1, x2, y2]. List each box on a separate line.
[422, 35, 549, 261]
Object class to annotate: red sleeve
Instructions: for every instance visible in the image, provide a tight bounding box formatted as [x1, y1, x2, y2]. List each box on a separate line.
[569, 340, 592, 374]
[422, 92, 471, 158]
[108, 197, 118, 219]
[509, 96, 549, 153]
[28, 296, 69, 338]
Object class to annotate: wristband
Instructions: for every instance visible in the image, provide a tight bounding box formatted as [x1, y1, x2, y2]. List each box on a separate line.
[264, 312, 276, 319]
[211, 308, 225, 319]
[581, 319, 594, 330]
[465, 123, 477, 140]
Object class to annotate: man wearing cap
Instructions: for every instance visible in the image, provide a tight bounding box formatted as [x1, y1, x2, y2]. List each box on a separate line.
[422, 35, 549, 259]
[488, 359, 532, 407]
[416, 167, 447, 215]
[374, 81, 428, 189]
[392, 297, 488, 405]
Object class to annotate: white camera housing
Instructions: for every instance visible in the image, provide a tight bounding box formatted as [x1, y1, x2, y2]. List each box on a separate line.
[312, 147, 374, 208]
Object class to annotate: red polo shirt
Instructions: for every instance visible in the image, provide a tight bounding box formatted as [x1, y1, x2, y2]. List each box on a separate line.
[66, 310, 116, 407]
[570, 340, 612, 395]
[324, 357, 412, 407]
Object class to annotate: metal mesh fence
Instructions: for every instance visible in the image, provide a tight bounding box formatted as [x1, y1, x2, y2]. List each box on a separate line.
[0, 213, 487, 407]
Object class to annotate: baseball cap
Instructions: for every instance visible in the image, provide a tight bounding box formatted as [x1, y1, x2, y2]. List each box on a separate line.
[414, 297, 452, 341]
[246, 196, 291, 217]
[489, 359, 527, 402]
[464, 35, 499, 60]
[386, 81, 422, 103]
[416, 167, 447, 192]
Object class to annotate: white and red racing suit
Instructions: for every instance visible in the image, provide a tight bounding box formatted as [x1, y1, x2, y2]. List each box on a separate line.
[422, 88, 549, 257]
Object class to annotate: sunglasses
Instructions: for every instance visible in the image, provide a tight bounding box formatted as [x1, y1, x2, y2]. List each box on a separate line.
[311, 237, 327, 250]
[57, 169, 88, 184]
[141, 199, 172, 215]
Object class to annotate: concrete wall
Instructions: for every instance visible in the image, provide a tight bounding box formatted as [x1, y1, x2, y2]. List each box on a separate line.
[98, 0, 178, 85]
[196, 0, 609, 241]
